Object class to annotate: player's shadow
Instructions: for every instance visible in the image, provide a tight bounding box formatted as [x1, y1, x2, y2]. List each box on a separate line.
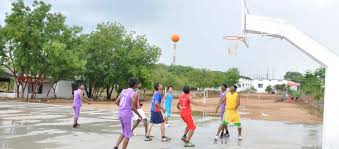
[213, 138, 229, 144]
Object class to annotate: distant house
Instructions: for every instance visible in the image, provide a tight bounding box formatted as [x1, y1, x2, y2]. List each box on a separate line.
[237, 78, 253, 92]
[251, 79, 288, 93]
[238, 78, 300, 93]
[0, 71, 74, 99]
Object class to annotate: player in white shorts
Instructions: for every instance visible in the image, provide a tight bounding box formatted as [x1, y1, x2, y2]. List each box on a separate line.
[131, 85, 148, 137]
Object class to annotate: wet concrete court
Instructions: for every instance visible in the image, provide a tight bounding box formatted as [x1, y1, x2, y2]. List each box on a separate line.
[0, 101, 322, 149]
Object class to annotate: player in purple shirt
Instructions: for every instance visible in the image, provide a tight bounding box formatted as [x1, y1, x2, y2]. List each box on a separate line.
[114, 78, 142, 149]
[73, 84, 85, 128]
[214, 84, 230, 140]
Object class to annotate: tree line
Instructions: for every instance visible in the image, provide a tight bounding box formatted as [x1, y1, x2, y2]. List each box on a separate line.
[284, 68, 325, 100]
[150, 64, 241, 90]
[0, 0, 242, 100]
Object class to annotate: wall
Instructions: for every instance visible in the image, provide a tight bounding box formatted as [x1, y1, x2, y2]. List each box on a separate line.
[237, 78, 253, 92]
[55, 80, 73, 99]
[2, 80, 73, 99]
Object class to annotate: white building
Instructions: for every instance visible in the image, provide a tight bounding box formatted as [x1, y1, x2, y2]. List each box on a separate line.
[237, 78, 253, 92]
[2, 80, 74, 99]
[237, 78, 291, 93]
[251, 79, 288, 93]
[0, 72, 74, 99]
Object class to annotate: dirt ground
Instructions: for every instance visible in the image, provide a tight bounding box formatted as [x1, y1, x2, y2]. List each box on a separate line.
[35, 93, 322, 124]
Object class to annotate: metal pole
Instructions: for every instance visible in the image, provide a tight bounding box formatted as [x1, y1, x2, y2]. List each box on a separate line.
[172, 43, 176, 65]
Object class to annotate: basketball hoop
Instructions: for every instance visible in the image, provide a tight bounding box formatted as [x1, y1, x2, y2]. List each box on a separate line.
[224, 35, 244, 56]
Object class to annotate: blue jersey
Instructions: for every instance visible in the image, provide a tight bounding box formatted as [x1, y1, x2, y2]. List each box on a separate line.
[151, 91, 162, 112]
[164, 93, 174, 110]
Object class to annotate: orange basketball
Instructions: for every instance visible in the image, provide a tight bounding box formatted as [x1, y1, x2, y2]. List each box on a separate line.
[171, 34, 180, 42]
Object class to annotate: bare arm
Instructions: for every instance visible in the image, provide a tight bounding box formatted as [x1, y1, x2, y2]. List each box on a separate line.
[190, 95, 200, 105]
[177, 100, 180, 110]
[215, 98, 222, 113]
[132, 94, 142, 119]
[80, 90, 84, 101]
[155, 94, 166, 112]
[114, 95, 121, 106]
[160, 93, 166, 106]
[190, 99, 200, 105]
[80, 91, 91, 104]
[236, 95, 240, 110]
[155, 102, 166, 113]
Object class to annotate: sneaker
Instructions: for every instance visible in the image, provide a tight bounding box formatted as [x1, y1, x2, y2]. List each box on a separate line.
[238, 135, 243, 140]
[73, 124, 77, 128]
[214, 136, 219, 141]
[224, 133, 230, 138]
[161, 136, 171, 142]
[145, 136, 152, 141]
[132, 133, 137, 136]
[184, 142, 195, 147]
[165, 124, 171, 127]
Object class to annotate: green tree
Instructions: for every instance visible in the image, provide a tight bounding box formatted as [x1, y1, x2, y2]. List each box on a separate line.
[265, 85, 273, 94]
[225, 68, 241, 86]
[274, 84, 287, 94]
[300, 71, 323, 100]
[83, 22, 160, 100]
[314, 67, 325, 85]
[1, 0, 83, 99]
[284, 71, 303, 83]
[45, 27, 86, 99]
[148, 65, 242, 90]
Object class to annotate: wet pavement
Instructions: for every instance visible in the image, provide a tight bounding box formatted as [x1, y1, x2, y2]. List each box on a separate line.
[0, 101, 322, 149]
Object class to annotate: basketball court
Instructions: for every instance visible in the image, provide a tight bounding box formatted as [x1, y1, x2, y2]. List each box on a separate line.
[0, 101, 322, 149]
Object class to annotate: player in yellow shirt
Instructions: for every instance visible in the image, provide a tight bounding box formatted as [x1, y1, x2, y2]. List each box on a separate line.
[223, 85, 242, 140]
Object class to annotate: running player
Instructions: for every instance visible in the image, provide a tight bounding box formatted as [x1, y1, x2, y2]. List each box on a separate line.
[113, 78, 143, 149]
[177, 86, 198, 147]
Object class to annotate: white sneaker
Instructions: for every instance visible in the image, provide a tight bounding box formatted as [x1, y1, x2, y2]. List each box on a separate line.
[214, 136, 219, 141]
[165, 124, 171, 127]
[132, 133, 136, 136]
[238, 135, 243, 140]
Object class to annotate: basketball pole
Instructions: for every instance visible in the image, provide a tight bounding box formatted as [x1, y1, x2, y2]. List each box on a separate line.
[172, 42, 176, 65]
[203, 89, 206, 118]
[242, 2, 339, 147]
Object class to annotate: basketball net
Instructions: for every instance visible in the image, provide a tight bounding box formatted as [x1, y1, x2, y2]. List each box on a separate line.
[224, 36, 243, 56]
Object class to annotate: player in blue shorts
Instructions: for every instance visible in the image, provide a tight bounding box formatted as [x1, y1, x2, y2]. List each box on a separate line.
[145, 83, 171, 142]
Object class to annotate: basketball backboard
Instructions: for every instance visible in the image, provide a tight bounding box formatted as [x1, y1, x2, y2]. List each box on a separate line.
[240, 0, 249, 47]
[224, 0, 249, 48]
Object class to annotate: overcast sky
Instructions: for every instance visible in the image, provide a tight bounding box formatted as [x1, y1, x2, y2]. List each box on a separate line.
[1, 0, 339, 79]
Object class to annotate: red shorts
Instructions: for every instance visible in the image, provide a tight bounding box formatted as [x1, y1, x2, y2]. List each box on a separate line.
[181, 114, 196, 130]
